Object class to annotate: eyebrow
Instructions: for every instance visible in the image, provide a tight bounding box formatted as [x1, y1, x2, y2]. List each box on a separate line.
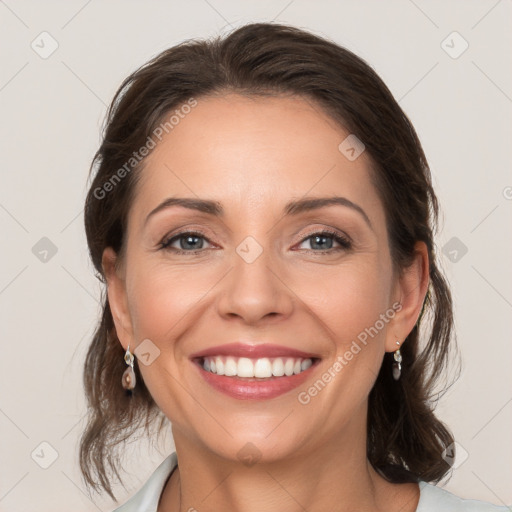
[144, 196, 372, 229]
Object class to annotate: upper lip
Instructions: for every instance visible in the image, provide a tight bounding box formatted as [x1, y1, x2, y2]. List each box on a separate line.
[190, 342, 320, 360]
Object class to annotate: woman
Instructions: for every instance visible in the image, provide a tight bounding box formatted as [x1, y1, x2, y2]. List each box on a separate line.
[79, 22, 508, 511]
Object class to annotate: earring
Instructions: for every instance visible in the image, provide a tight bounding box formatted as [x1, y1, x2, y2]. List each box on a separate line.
[122, 344, 136, 391]
[392, 340, 402, 381]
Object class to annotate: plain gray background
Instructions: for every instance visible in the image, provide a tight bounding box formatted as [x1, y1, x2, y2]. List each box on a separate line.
[0, 1, 511, 510]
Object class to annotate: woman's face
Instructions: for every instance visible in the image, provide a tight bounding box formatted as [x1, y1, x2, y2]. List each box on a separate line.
[104, 93, 423, 463]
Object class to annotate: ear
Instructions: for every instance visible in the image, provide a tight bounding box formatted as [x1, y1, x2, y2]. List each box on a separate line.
[102, 247, 134, 350]
[385, 241, 430, 352]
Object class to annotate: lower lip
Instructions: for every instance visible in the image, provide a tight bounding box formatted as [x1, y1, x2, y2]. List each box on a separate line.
[194, 360, 319, 400]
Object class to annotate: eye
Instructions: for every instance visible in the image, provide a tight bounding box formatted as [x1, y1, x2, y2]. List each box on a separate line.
[160, 231, 213, 254]
[159, 229, 352, 255]
[296, 230, 352, 252]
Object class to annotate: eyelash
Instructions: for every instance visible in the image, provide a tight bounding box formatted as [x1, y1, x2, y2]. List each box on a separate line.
[160, 229, 352, 255]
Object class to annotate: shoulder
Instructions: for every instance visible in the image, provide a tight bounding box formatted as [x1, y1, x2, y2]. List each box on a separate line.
[417, 481, 510, 512]
[110, 452, 178, 512]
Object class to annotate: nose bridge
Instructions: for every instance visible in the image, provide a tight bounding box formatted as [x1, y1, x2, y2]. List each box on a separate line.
[216, 233, 293, 324]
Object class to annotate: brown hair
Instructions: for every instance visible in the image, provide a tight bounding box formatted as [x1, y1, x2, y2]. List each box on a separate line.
[80, 22, 458, 500]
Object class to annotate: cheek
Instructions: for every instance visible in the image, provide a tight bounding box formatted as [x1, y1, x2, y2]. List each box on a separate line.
[123, 260, 218, 417]
[126, 261, 213, 340]
[289, 260, 393, 436]
[298, 259, 393, 351]
[126, 252, 393, 352]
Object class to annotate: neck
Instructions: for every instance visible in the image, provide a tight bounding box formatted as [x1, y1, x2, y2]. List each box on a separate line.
[158, 413, 419, 512]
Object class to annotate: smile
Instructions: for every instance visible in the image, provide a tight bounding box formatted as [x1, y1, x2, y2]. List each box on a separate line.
[202, 356, 313, 378]
[190, 343, 321, 400]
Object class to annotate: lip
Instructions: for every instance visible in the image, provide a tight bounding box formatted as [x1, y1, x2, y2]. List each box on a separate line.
[190, 342, 321, 400]
[189, 342, 320, 359]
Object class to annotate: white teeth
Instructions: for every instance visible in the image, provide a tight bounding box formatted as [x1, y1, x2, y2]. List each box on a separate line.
[215, 357, 223, 375]
[301, 359, 312, 371]
[254, 358, 272, 378]
[202, 356, 314, 378]
[237, 357, 254, 378]
[224, 356, 237, 376]
[284, 358, 295, 376]
[272, 358, 285, 377]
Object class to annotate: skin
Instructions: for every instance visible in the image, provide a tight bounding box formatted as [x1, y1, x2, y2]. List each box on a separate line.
[103, 93, 429, 512]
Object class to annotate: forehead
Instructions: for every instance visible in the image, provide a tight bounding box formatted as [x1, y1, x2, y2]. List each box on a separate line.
[130, 93, 385, 227]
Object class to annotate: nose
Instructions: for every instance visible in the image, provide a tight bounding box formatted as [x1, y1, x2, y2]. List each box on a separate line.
[216, 242, 294, 325]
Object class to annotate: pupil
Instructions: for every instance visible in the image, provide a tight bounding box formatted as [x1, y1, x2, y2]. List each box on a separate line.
[312, 235, 332, 250]
[182, 235, 202, 250]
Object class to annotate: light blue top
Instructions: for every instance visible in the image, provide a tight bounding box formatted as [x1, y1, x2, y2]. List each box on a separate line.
[111, 453, 509, 511]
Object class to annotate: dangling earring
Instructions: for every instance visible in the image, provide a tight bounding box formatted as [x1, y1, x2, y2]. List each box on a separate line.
[122, 344, 136, 391]
[392, 340, 402, 381]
